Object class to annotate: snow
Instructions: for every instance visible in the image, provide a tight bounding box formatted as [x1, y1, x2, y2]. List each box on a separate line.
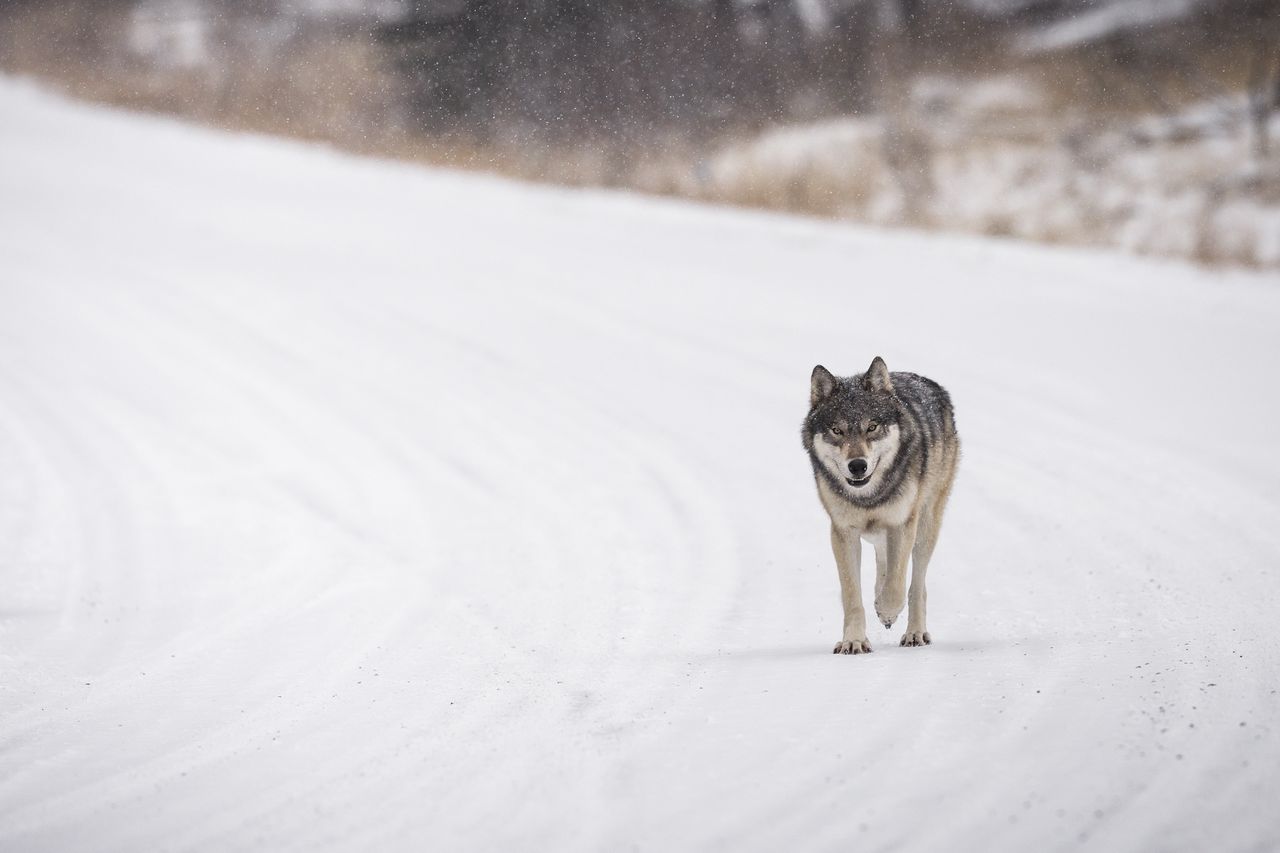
[1018, 0, 1207, 53]
[2, 77, 1280, 851]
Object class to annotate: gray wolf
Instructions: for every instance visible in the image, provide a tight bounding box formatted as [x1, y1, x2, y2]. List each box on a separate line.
[802, 357, 960, 654]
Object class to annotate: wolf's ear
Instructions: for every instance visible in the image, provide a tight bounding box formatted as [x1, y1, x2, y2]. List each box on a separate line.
[862, 356, 893, 393]
[810, 365, 837, 405]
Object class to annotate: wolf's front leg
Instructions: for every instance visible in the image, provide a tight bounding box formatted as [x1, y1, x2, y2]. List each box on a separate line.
[873, 541, 888, 602]
[830, 526, 871, 654]
[875, 515, 918, 629]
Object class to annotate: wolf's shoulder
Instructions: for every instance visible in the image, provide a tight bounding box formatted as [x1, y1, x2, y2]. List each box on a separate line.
[890, 371, 950, 403]
[890, 372, 955, 434]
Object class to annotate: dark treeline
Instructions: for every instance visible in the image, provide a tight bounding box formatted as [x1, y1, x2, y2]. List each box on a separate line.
[374, 0, 1275, 145]
[376, 0, 967, 145]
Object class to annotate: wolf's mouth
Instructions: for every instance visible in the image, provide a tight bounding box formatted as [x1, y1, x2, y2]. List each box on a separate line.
[845, 476, 872, 489]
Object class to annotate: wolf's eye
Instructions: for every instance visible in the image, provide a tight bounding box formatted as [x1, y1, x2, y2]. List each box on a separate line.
[830, 426, 844, 437]
[866, 421, 879, 434]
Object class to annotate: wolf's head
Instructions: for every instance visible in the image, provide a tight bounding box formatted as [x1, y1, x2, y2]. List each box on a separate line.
[803, 357, 903, 496]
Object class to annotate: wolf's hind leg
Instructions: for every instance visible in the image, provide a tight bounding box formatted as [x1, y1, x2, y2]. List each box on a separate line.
[830, 526, 871, 654]
[875, 515, 917, 629]
[901, 500, 945, 647]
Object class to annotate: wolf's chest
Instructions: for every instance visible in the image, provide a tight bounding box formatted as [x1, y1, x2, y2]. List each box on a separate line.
[817, 477, 917, 533]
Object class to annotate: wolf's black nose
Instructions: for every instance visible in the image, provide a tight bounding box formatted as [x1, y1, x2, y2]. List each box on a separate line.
[848, 458, 868, 477]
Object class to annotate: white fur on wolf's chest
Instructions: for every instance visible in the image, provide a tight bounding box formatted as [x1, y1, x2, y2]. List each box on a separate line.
[816, 476, 918, 533]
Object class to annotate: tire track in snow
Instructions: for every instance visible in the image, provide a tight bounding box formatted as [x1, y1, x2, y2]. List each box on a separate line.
[0, 291, 440, 842]
[0, 242, 744, 850]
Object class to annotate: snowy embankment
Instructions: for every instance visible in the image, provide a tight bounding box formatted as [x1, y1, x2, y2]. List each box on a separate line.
[1, 78, 1279, 851]
[705, 77, 1280, 267]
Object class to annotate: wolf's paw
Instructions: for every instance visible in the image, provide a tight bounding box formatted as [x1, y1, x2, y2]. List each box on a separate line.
[874, 591, 905, 629]
[833, 639, 873, 655]
[874, 606, 901, 629]
[899, 631, 931, 647]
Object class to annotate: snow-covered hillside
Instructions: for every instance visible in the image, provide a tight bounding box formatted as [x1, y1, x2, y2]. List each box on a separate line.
[2, 78, 1279, 851]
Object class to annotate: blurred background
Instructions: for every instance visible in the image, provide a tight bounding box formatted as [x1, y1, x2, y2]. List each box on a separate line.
[3, 0, 1277, 267]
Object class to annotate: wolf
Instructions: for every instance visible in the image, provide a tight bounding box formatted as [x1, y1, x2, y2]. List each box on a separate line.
[802, 357, 959, 654]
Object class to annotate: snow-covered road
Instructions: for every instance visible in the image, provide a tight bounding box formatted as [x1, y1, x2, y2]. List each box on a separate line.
[2, 78, 1279, 851]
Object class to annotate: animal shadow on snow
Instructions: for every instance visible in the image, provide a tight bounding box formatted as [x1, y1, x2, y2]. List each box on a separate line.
[695, 635, 1049, 661]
